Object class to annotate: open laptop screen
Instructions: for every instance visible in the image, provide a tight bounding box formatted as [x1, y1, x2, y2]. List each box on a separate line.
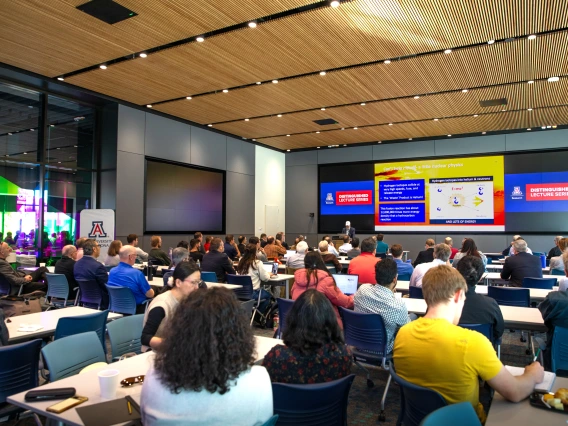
[332, 274, 358, 295]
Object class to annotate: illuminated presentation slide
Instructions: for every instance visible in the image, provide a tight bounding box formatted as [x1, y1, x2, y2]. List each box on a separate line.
[320, 181, 375, 215]
[375, 156, 505, 231]
[505, 171, 568, 212]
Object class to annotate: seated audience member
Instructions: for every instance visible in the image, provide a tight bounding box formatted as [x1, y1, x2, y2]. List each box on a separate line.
[346, 237, 361, 259]
[452, 238, 487, 269]
[74, 239, 109, 308]
[354, 258, 411, 354]
[559, 252, 568, 292]
[127, 234, 148, 263]
[142, 261, 200, 352]
[260, 233, 268, 248]
[292, 251, 354, 328]
[236, 244, 273, 312]
[224, 234, 240, 261]
[194, 232, 206, 255]
[201, 238, 236, 283]
[502, 235, 533, 256]
[263, 236, 286, 260]
[457, 255, 504, 342]
[394, 265, 544, 423]
[538, 282, 568, 369]
[4, 232, 15, 246]
[237, 235, 246, 257]
[263, 289, 352, 383]
[249, 236, 267, 262]
[547, 236, 564, 260]
[0, 242, 47, 294]
[549, 237, 568, 272]
[290, 237, 300, 251]
[409, 243, 451, 288]
[204, 236, 212, 253]
[108, 245, 155, 313]
[54, 244, 79, 298]
[413, 238, 435, 267]
[322, 235, 340, 257]
[189, 239, 203, 263]
[348, 237, 380, 284]
[318, 240, 343, 274]
[375, 234, 388, 254]
[141, 287, 273, 426]
[500, 239, 542, 287]
[163, 247, 189, 286]
[177, 240, 189, 250]
[104, 240, 122, 267]
[286, 241, 308, 269]
[390, 244, 414, 276]
[75, 237, 87, 261]
[338, 235, 352, 254]
[276, 232, 289, 250]
[149, 236, 171, 266]
[445, 237, 459, 259]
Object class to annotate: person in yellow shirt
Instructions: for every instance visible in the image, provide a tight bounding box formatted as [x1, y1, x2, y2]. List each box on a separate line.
[393, 265, 544, 423]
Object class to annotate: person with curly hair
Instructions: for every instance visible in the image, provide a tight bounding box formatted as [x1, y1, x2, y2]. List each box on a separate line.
[262, 289, 352, 384]
[140, 287, 273, 425]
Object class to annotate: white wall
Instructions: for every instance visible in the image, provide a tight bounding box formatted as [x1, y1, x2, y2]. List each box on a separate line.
[255, 145, 285, 237]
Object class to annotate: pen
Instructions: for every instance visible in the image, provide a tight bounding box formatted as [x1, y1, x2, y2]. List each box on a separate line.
[533, 348, 541, 362]
[127, 400, 132, 415]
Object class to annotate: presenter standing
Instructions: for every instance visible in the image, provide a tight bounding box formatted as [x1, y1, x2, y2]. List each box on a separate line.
[341, 221, 356, 239]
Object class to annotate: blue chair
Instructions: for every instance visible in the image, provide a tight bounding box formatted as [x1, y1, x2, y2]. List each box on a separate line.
[551, 269, 565, 276]
[532, 252, 545, 257]
[339, 307, 391, 421]
[54, 310, 109, 351]
[106, 284, 148, 315]
[0, 339, 42, 420]
[42, 332, 107, 381]
[240, 299, 255, 318]
[487, 286, 529, 307]
[0, 274, 12, 296]
[397, 273, 411, 281]
[551, 326, 568, 374]
[227, 274, 270, 326]
[420, 402, 481, 426]
[261, 414, 279, 426]
[409, 286, 423, 299]
[76, 279, 104, 309]
[45, 273, 71, 309]
[201, 271, 217, 282]
[272, 374, 355, 426]
[275, 298, 294, 339]
[163, 270, 173, 286]
[390, 367, 447, 426]
[106, 314, 144, 360]
[105, 265, 115, 272]
[522, 277, 557, 289]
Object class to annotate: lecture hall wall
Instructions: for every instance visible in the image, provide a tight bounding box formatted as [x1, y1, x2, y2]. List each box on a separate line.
[285, 130, 568, 259]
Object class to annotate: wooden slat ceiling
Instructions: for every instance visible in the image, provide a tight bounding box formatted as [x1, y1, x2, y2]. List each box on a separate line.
[1, 0, 567, 151]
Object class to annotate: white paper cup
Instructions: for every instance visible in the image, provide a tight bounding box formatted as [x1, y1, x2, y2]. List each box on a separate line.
[98, 369, 120, 399]
[142, 262, 148, 267]
[39, 263, 46, 267]
[394, 292, 402, 299]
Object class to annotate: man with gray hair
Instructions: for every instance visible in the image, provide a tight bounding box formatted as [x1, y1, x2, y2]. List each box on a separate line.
[501, 239, 543, 287]
[74, 239, 109, 308]
[162, 247, 190, 286]
[286, 241, 308, 269]
[547, 236, 564, 260]
[54, 244, 79, 298]
[502, 235, 533, 256]
[318, 240, 342, 274]
[410, 243, 451, 288]
[108, 245, 155, 313]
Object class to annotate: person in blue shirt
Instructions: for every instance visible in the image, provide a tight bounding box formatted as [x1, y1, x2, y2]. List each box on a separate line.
[390, 244, 414, 277]
[108, 245, 155, 313]
[376, 234, 389, 254]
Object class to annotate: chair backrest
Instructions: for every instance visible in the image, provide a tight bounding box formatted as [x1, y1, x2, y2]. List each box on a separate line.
[375, 253, 387, 259]
[552, 325, 568, 373]
[459, 323, 493, 343]
[0, 274, 12, 296]
[272, 374, 355, 426]
[487, 286, 530, 307]
[398, 273, 411, 281]
[551, 269, 565, 276]
[54, 310, 109, 350]
[240, 299, 255, 318]
[76, 279, 103, 309]
[522, 277, 556, 289]
[106, 315, 144, 359]
[200, 271, 217, 282]
[42, 331, 106, 381]
[162, 270, 173, 286]
[106, 285, 137, 315]
[227, 274, 254, 300]
[420, 402, 481, 426]
[339, 307, 387, 357]
[46, 273, 70, 301]
[276, 298, 295, 337]
[390, 367, 447, 426]
[532, 252, 545, 257]
[260, 414, 279, 426]
[409, 286, 423, 299]
[0, 339, 42, 402]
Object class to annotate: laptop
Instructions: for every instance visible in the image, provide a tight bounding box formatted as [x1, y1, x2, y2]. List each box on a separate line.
[263, 263, 278, 274]
[332, 274, 358, 295]
[285, 250, 295, 258]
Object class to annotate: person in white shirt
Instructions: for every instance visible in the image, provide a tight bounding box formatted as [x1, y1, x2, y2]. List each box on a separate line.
[322, 236, 340, 257]
[558, 252, 568, 292]
[127, 233, 149, 263]
[236, 244, 273, 312]
[409, 243, 451, 288]
[286, 241, 308, 269]
[338, 235, 352, 254]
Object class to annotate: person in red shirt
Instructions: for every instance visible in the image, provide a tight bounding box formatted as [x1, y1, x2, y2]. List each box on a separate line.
[347, 237, 380, 284]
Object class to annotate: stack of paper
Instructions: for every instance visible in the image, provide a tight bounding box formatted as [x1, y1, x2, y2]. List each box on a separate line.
[505, 365, 556, 392]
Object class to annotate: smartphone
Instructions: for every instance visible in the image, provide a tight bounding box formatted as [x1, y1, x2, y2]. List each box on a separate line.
[46, 396, 88, 413]
[272, 262, 278, 275]
[25, 388, 76, 402]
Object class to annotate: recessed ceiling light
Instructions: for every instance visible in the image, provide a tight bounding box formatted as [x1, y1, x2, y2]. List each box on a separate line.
[186, 96, 192, 100]
[286, 134, 290, 137]
[277, 114, 282, 117]
[343, 144, 347, 146]
[56, 147, 61, 150]
[408, 138, 412, 141]
[353, 127, 358, 130]
[414, 95, 420, 99]
[501, 109, 506, 112]
[222, 89, 229, 93]
[548, 76, 560, 82]
[528, 34, 537, 40]
[547, 125, 552, 128]
[488, 39, 495, 44]
[8, 133, 12, 135]
[256, 82, 261, 85]
[447, 134, 452, 137]
[30, 129, 34, 131]
[462, 89, 468, 93]
[139, 53, 147, 58]
[196, 36, 205, 42]
[527, 128, 531, 131]
[388, 123, 393, 126]
[50, 124, 55, 127]
[482, 131, 487, 134]
[553, 125, 558, 128]
[208, 124, 213, 127]
[527, 108, 533, 111]
[146, 105, 152, 108]
[286, 149, 290, 152]
[252, 139, 256, 141]
[57, 77, 64, 81]
[244, 118, 249, 121]
[320, 71, 326, 76]
[542, 126, 546, 129]
[528, 80, 535, 84]
[360, 103, 366, 106]
[23, 152, 27, 154]
[473, 114, 479, 117]
[377, 141, 382, 144]
[272, 80, 278, 84]
[384, 60, 391, 64]
[444, 49, 452, 54]
[99, 65, 107, 70]
[316, 131, 320, 134]
[330, 0, 340, 7]
[317, 146, 321, 149]
[321, 107, 326, 111]
[248, 22, 257, 28]
[433, 118, 439, 121]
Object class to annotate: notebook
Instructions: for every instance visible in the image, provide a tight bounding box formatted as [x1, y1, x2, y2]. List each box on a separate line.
[505, 365, 556, 392]
[17, 324, 43, 332]
[76, 397, 141, 426]
[332, 274, 358, 295]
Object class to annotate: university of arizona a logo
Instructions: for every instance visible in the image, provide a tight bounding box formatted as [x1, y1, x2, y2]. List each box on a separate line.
[88, 221, 107, 238]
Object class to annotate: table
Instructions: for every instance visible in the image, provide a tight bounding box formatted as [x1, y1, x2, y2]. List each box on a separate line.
[269, 274, 294, 299]
[20, 266, 55, 273]
[486, 264, 550, 273]
[485, 272, 558, 285]
[7, 335, 282, 426]
[486, 377, 568, 425]
[7, 307, 123, 344]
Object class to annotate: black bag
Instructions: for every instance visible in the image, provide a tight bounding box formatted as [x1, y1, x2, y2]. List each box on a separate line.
[0, 309, 9, 346]
[0, 295, 42, 317]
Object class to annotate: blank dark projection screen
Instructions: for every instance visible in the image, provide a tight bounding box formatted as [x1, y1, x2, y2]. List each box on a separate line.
[145, 159, 224, 233]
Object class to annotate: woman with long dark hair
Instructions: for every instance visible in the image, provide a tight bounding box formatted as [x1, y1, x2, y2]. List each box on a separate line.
[291, 251, 353, 327]
[236, 244, 272, 312]
[452, 238, 487, 268]
[263, 289, 351, 383]
[141, 287, 273, 425]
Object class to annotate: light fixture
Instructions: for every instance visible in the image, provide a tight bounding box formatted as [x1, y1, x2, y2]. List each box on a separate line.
[244, 118, 249, 121]
[186, 96, 192, 100]
[528, 34, 537, 40]
[256, 82, 261, 85]
[377, 141, 382, 144]
[286, 134, 290, 137]
[501, 108, 506, 112]
[321, 107, 326, 111]
[547, 125, 552, 128]
[330, 0, 340, 7]
[444, 49, 452, 54]
[527, 128, 532, 131]
[408, 138, 412, 141]
[147, 105, 152, 108]
[196, 36, 205, 42]
[58, 162, 61, 164]
[99, 65, 107, 70]
[388, 123, 393, 126]
[542, 126, 547, 129]
[414, 95, 420, 99]
[317, 146, 321, 149]
[462, 89, 468, 93]
[353, 127, 358, 130]
[252, 139, 256, 141]
[488, 39, 495, 44]
[272, 80, 278, 84]
[384, 59, 391, 64]
[248, 22, 257, 28]
[527, 108, 533, 111]
[360, 102, 366, 106]
[208, 124, 213, 127]
[548, 76, 560, 82]
[320, 71, 326, 76]
[277, 114, 282, 117]
[473, 114, 479, 117]
[222, 89, 229, 93]
[316, 131, 320, 134]
[8, 133, 12, 135]
[286, 149, 290, 152]
[30, 129, 34, 131]
[23, 152, 27, 154]
[50, 124, 55, 127]
[57, 77, 64, 81]
[553, 125, 558, 128]
[482, 131, 487, 134]
[433, 118, 439, 121]
[56, 147, 61, 150]
[447, 134, 452, 137]
[528, 80, 535, 84]
[139, 53, 147, 58]
[343, 144, 347, 146]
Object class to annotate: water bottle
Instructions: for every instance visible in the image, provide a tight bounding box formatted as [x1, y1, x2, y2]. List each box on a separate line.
[197, 259, 201, 270]
[147, 259, 153, 282]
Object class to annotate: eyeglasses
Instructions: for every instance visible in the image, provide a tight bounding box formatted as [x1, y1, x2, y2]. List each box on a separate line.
[120, 375, 145, 387]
